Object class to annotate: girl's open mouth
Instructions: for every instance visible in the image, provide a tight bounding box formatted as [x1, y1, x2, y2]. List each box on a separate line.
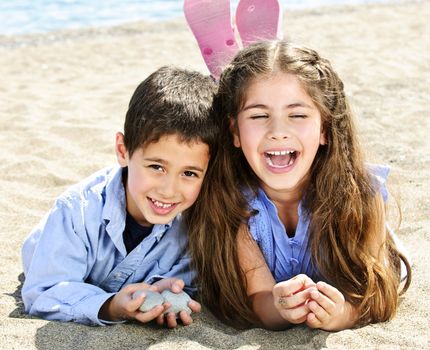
[264, 150, 297, 168]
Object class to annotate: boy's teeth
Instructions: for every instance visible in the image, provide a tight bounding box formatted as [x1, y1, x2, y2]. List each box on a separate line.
[152, 199, 173, 208]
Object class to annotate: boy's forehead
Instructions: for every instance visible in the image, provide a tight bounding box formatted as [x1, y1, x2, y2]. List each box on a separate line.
[135, 134, 210, 167]
[141, 133, 206, 149]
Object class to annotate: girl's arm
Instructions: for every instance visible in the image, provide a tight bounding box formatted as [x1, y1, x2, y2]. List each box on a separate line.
[237, 226, 314, 330]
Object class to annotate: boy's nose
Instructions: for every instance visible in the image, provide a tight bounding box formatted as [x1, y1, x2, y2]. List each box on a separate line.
[157, 176, 178, 199]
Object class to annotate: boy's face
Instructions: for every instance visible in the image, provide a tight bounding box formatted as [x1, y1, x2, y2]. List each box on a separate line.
[116, 133, 210, 226]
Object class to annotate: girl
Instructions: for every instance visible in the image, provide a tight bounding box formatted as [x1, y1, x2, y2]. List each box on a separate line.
[188, 40, 411, 331]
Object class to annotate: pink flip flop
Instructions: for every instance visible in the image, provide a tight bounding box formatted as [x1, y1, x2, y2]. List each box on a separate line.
[184, 0, 239, 79]
[235, 0, 282, 47]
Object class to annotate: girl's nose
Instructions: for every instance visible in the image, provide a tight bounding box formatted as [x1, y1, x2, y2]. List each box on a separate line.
[267, 116, 290, 140]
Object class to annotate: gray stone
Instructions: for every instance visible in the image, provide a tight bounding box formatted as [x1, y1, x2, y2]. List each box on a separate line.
[132, 289, 164, 312]
[161, 290, 192, 315]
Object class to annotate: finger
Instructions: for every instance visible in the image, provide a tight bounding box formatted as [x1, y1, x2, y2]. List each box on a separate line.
[148, 284, 160, 293]
[154, 278, 185, 293]
[309, 288, 336, 316]
[165, 312, 178, 328]
[126, 292, 147, 313]
[125, 282, 152, 294]
[134, 305, 164, 323]
[178, 310, 193, 326]
[155, 313, 165, 326]
[316, 281, 345, 305]
[279, 304, 309, 324]
[306, 312, 322, 329]
[162, 302, 172, 312]
[276, 288, 312, 309]
[170, 279, 185, 293]
[273, 274, 316, 298]
[188, 300, 201, 313]
[307, 299, 330, 324]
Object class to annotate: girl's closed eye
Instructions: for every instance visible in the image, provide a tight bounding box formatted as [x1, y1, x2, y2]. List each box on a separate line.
[290, 114, 307, 119]
[249, 114, 268, 120]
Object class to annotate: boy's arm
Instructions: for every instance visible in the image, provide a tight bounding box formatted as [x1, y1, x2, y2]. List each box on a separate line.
[22, 200, 115, 326]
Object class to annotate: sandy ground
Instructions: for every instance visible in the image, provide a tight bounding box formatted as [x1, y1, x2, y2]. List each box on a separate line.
[1, 1, 429, 349]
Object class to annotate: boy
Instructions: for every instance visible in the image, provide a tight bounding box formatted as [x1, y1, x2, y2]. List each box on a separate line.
[21, 66, 218, 328]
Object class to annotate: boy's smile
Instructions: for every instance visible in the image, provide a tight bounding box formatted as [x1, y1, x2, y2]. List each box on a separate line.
[116, 133, 210, 226]
[233, 72, 325, 200]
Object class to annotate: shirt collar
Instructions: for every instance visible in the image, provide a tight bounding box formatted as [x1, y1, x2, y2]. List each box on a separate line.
[151, 216, 177, 242]
[257, 187, 307, 218]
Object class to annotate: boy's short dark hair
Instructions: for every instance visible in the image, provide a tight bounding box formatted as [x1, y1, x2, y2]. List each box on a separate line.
[124, 66, 218, 156]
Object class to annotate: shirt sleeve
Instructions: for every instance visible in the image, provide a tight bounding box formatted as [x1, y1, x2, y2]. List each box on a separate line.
[368, 163, 390, 201]
[21, 198, 114, 326]
[368, 164, 412, 281]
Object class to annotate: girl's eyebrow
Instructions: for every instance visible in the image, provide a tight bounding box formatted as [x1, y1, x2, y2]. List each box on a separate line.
[143, 157, 205, 173]
[242, 102, 313, 111]
[241, 103, 267, 111]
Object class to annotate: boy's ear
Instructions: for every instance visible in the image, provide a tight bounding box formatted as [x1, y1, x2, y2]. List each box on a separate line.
[229, 118, 241, 148]
[115, 132, 129, 167]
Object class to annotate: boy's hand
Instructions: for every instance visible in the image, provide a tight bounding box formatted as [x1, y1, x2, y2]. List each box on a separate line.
[305, 281, 358, 331]
[99, 282, 169, 323]
[152, 278, 201, 328]
[272, 274, 316, 325]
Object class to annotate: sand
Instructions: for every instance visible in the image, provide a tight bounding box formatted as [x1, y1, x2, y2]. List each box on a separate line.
[1, 1, 429, 349]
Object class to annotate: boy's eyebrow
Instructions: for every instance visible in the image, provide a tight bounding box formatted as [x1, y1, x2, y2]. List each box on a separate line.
[242, 102, 312, 111]
[144, 158, 205, 172]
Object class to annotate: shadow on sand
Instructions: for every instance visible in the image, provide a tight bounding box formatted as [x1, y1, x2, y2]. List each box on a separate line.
[9, 273, 329, 350]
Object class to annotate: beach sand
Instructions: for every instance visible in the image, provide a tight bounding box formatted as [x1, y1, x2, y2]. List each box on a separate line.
[1, 1, 429, 349]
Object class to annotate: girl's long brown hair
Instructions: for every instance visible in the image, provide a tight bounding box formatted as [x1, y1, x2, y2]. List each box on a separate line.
[187, 40, 411, 328]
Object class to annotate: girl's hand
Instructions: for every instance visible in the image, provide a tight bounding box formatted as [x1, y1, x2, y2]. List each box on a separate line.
[305, 281, 358, 331]
[99, 282, 168, 323]
[272, 274, 316, 325]
[153, 278, 201, 328]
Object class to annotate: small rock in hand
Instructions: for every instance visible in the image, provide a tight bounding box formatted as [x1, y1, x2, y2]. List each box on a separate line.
[132, 289, 164, 312]
[161, 290, 192, 315]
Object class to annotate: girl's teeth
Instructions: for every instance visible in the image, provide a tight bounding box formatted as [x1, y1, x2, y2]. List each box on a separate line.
[152, 199, 173, 208]
[266, 150, 294, 156]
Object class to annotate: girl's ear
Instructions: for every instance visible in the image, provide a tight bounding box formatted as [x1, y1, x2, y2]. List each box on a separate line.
[320, 127, 327, 145]
[115, 132, 129, 167]
[229, 117, 241, 148]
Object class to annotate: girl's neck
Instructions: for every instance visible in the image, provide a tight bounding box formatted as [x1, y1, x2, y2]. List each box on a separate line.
[261, 183, 303, 237]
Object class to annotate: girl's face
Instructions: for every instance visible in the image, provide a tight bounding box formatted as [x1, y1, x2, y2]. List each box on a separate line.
[232, 72, 325, 200]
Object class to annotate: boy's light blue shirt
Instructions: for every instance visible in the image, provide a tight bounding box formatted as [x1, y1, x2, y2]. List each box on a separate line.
[21, 165, 195, 326]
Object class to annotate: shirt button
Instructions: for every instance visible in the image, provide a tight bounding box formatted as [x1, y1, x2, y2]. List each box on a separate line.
[290, 258, 299, 265]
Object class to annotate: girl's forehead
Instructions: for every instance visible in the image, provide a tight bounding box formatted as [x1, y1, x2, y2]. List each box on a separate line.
[242, 73, 309, 100]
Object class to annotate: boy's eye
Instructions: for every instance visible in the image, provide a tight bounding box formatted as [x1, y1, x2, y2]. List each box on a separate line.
[183, 171, 198, 178]
[148, 164, 164, 172]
